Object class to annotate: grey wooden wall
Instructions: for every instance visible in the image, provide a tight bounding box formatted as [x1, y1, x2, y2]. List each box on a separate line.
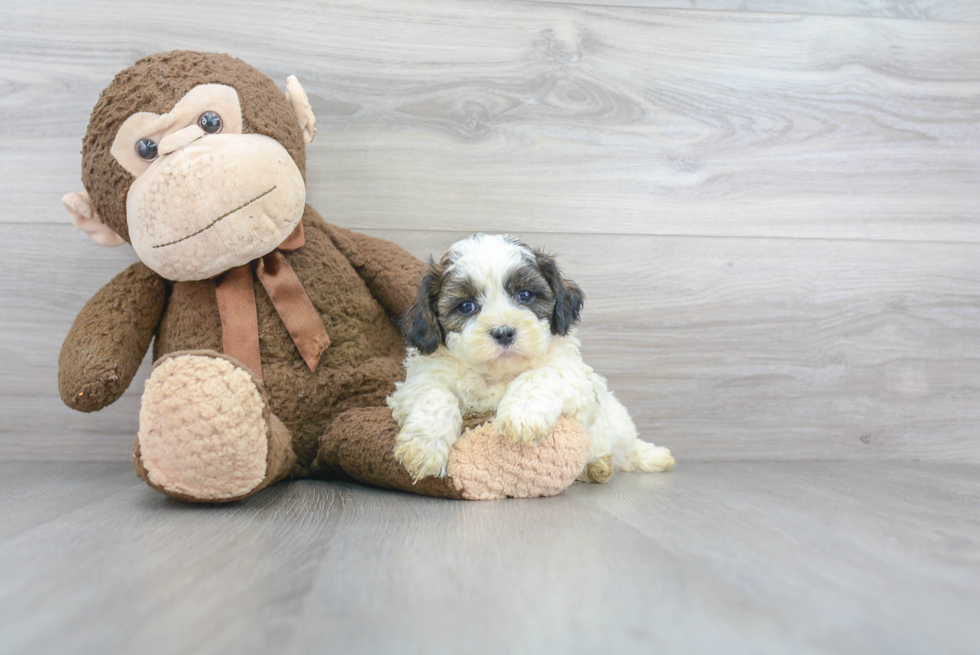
[2, 0, 978, 462]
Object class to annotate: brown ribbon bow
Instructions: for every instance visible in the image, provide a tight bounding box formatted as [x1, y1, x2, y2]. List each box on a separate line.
[214, 222, 330, 381]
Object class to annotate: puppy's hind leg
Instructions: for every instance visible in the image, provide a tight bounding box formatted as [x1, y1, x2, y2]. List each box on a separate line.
[576, 425, 613, 483]
[578, 454, 613, 483]
[589, 380, 674, 475]
[622, 440, 675, 473]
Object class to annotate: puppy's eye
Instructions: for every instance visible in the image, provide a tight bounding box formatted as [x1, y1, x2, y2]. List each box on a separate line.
[198, 111, 222, 134]
[516, 290, 534, 304]
[136, 138, 158, 161]
[457, 300, 479, 315]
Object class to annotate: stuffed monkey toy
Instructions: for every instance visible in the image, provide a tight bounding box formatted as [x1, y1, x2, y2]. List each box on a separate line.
[59, 51, 588, 502]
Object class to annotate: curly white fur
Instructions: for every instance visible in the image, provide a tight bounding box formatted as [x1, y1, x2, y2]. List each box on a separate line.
[387, 234, 674, 482]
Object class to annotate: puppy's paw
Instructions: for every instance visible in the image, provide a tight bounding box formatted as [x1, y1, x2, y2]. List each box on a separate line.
[577, 454, 613, 483]
[393, 424, 454, 482]
[494, 401, 559, 446]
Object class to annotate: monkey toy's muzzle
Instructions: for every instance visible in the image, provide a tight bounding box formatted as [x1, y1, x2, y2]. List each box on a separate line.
[126, 133, 306, 282]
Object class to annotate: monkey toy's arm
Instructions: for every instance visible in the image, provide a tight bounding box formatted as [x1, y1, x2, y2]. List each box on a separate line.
[321, 221, 426, 319]
[58, 262, 169, 413]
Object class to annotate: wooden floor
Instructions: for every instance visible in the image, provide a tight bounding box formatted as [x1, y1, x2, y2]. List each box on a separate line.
[1, 461, 978, 655]
[2, 0, 979, 463]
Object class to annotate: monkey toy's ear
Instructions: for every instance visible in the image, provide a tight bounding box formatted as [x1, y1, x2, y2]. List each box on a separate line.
[62, 192, 125, 247]
[284, 75, 317, 147]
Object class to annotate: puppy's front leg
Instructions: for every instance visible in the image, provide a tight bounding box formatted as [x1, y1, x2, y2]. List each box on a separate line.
[495, 369, 566, 446]
[393, 387, 462, 481]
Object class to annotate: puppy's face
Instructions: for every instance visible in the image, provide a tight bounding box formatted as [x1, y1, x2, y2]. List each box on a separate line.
[402, 234, 584, 367]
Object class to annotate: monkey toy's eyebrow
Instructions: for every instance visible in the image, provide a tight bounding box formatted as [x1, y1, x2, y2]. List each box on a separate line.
[110, 84, 243, 177]
[153, 186, 277, 249]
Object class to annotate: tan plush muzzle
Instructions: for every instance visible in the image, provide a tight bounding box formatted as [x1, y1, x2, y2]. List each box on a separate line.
[127, 134, 306, 281]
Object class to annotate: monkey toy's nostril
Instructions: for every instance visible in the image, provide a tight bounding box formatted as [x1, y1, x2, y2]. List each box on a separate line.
[490, 326, 516, 347]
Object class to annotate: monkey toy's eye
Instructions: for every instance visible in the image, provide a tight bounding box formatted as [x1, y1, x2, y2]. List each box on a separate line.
[457, 300, 479, 315]
[516, 290, 534, 304]
[198, 111, 222, 134]
[136, 139, 158, 161]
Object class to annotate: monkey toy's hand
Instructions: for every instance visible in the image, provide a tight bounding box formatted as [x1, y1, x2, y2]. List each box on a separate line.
[58, 262, 168, 413]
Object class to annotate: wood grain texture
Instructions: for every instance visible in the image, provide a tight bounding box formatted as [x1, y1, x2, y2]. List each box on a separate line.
[380, 229, 980, 462]
[3, 224, 977, 462]
[1, 0, 978, 463]
[2, 0, 980, 241]
[0, 224, 145, 460]
[1, 461, 978, 654]
[516, 0, 980, 23]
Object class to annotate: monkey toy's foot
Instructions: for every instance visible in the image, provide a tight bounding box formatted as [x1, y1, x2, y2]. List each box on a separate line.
[317, 411, 589, 500]
[133, 351, 294, 502]
[447, 415, 590, 499]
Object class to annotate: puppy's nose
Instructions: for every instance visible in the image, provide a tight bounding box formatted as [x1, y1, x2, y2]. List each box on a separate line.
[490, 326, 516, 347]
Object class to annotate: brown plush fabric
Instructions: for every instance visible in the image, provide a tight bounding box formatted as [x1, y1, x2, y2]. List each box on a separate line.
[316, 407, 465, 499]
[58, 262, 168, 412]
[116, 209, 472, 499]
[316, 409, 591, 501]
[81, 51, 306, 242]
[152, 206, 414, 474]
[323, 224, 427, 319]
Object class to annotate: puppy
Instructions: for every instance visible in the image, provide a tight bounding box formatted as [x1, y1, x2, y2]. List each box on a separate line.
[387, 234, 675, 482]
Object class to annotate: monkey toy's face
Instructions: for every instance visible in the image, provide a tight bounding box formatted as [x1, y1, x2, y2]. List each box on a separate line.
[64, 52, 318, 282]
[113, 83, 306, 280]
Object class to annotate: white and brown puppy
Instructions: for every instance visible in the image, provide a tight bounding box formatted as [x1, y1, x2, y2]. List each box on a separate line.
[387, 233, 675, 483]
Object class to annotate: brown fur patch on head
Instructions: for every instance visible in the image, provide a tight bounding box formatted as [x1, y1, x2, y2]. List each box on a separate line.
[504, 258, 556, 323]
[434, 268, 482, 335]
[81, 51, 307, 242]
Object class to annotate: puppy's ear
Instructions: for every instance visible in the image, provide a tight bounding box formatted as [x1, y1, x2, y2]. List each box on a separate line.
[535, 251, 585, 336]
[400, 260, 444, 354]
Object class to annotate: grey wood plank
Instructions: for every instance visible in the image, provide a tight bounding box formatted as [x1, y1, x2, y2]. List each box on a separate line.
[0, 472, 348, 655]
[286, 479, 827, 655]
[1, 224, 142, 400]
[3, 224, 979, 462]
[0, 462, 977, 654]
[2, 0, 980, 242]
[0, 222, 147, 459]
[516, 0, 980, 23]
[574, 461, 980, 655]
[381, 230, 980, 462]
[0, 396, 141, 461]
[0, 462, 139, 540]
